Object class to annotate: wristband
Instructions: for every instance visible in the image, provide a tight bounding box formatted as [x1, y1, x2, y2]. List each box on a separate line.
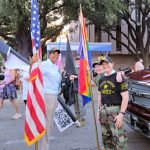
[119, 112, 125, 116]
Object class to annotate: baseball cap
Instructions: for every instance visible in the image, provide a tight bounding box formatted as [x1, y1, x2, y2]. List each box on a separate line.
[49, 47, 61, 54]
[75, 56, 80, 60]
[100, 56, 113, 65]
[93, 60, 101, 68]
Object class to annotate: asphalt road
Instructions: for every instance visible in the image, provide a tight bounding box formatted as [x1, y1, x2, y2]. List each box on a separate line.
[0, 92, 149, 150]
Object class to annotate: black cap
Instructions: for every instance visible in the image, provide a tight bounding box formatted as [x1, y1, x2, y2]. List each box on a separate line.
[100, 56, 113, 65]
[93, 60, 101, 68]
[75, 56, 80, 60]
[49, 47, 61, 54]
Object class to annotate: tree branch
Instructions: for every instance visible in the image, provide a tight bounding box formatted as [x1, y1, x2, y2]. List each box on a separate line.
[109, 27, 136, 52]
[119, 15, 137, 44]
[102, 28, 135, 55]
[145, 33, 150, 51]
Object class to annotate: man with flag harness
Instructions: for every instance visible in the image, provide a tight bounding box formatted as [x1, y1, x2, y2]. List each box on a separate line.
[31, 47, 61, 150]
[98, 56, 129, 150]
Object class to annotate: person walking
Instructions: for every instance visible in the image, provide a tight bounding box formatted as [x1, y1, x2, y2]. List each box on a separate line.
[98, 56, 129, 150]
[0, 68, 22, 119]
[31, 47, 61, 150]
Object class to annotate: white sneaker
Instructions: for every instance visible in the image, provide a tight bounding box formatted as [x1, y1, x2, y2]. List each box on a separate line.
[11, 113, 22, 119]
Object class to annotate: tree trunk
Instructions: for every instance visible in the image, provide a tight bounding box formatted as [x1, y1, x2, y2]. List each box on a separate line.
[21, 37, 32, 58]
[142, 50, 149, 68]
[16, 28, 32, 59]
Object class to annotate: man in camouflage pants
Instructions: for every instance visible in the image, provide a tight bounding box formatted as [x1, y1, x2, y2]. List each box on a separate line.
[98, 57, 129, 150]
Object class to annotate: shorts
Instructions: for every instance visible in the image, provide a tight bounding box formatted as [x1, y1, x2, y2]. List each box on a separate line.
[0, 83, 17, 100]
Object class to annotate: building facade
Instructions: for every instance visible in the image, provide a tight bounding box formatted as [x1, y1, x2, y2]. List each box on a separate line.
[69, 0, 149, 56]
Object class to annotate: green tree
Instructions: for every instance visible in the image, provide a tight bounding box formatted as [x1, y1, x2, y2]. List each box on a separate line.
[62, 0, 150, 67]
[102, 0, 150, 67]
[1, 0, 150, 66]
[0, 0, 67, 58]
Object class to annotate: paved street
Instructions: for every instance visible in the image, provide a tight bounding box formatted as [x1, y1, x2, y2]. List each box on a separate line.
[0, 91, 150, 150]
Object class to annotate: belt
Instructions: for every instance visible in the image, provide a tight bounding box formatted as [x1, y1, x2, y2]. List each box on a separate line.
[102, 104, 120, 107]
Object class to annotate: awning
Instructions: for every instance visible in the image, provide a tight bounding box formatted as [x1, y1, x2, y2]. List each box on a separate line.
[0, 41, 30, 72]
[47, 42, 112, 52]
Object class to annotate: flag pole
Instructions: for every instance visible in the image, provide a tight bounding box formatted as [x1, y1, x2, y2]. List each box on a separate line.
[88, 67, 101, 150]
[35, 141, 38, 150]
[79, 4, 101, 150]
[90, 86, 101, 150]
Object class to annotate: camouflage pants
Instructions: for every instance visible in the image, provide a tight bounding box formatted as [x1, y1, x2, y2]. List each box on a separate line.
[99, 105, 128, 150]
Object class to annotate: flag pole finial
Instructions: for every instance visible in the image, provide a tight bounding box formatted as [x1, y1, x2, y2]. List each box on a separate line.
[80, 3, 82, 9]
[79, 3, 82, 13]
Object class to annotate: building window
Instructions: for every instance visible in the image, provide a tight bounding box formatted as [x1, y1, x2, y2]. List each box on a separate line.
[95, 26, 101, 42]
[135, 0, 141, 25]
[116, 25, 122, 51]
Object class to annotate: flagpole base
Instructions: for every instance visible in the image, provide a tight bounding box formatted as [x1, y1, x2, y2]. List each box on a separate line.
[74, 120, 80, 126]
[35, 141, 38, 150]
[91, 97, 101, 150]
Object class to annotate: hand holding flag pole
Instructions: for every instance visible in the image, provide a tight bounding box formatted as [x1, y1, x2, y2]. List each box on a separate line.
[78, 5, 101, 150]
[25, 0, 46, 150]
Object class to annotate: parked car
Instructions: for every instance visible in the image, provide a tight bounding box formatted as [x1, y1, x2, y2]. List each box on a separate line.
[126, 69, 150, 138]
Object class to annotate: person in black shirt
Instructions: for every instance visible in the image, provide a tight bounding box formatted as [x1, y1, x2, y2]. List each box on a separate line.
[98, 56, 129, 150]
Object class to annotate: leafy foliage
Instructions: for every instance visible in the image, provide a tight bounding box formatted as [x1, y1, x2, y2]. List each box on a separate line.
[62, 0, 150, 66]
[0, 0, 68, 57]
[0, 0, 150, 66]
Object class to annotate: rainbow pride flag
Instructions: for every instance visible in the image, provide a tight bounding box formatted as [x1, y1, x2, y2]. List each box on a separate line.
[78, 7, 92, 105]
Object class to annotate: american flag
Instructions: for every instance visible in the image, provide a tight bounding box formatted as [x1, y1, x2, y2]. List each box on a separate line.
[31, 0, 42, 59]
[24, 0, 46, 146]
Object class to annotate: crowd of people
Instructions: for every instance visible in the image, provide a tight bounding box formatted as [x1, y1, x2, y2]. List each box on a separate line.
[0, 47, 146, 150]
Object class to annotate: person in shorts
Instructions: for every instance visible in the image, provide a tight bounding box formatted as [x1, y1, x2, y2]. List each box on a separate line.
[0, 68, 22, 119]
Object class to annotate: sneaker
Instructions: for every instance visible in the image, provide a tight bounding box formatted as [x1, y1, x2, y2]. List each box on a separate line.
[11, 113, 22, 119]
[100, 147, 105, 150]
[76, 120, 86, 128]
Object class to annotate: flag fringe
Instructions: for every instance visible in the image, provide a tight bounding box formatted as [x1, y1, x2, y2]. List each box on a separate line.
[24, 130, 46, 146]
[30, 75, 38, 82]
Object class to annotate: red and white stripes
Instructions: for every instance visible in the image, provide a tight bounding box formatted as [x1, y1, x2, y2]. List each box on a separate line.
[25, 63, 46, 145]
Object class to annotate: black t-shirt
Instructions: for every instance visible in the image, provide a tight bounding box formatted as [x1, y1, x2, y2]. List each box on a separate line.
[98, 72, 128, 105]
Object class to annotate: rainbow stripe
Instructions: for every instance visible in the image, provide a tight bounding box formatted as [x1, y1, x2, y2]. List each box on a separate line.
[78, 8, 92, 105]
